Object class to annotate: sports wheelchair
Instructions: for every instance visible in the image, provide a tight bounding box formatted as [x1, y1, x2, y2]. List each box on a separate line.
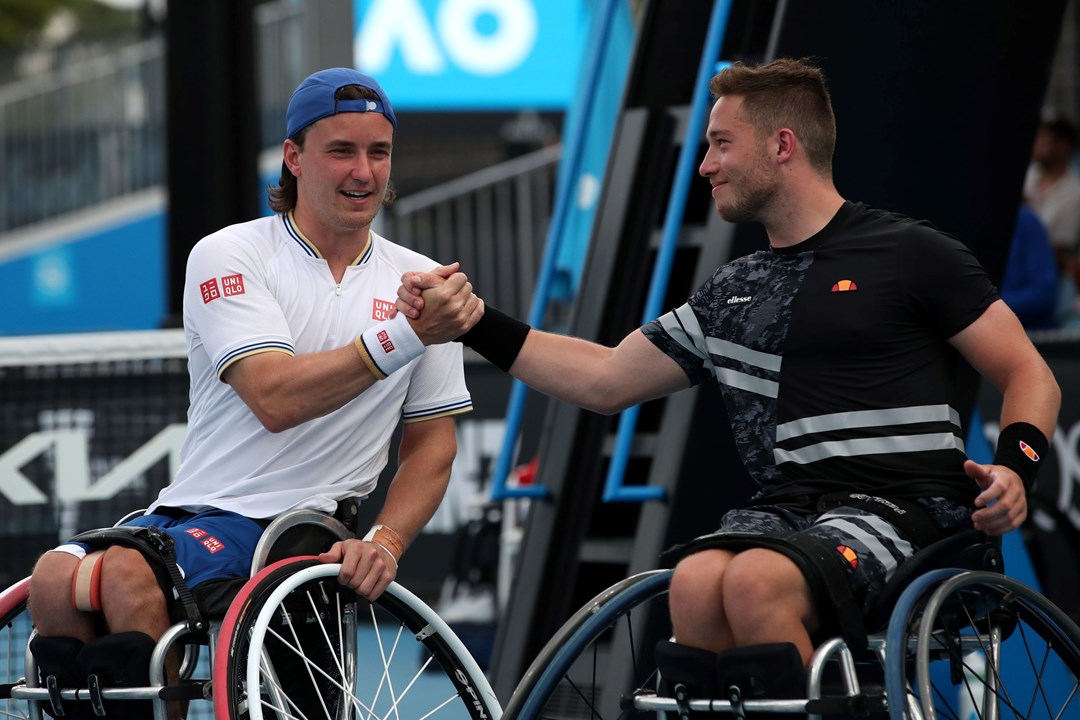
[0, 509, 501, 720]
[502, 529, 1080, 720]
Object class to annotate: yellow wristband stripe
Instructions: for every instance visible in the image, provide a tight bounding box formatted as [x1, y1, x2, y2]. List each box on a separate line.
[354, 335, 388, 380]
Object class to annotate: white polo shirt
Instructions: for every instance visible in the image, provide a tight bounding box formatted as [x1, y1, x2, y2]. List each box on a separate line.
[151, 213, 472, 519]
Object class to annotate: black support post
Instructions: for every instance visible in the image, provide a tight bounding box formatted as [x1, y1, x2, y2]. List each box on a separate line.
[164, 0, 260, 325]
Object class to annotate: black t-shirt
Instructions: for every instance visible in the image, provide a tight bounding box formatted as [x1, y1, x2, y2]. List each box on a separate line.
[643, 201, 998, 506]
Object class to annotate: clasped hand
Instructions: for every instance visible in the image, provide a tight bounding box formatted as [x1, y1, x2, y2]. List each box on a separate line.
[394, 262, 484, 342]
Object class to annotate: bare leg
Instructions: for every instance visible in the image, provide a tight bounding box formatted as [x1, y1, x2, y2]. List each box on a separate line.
[668, 548, 738, 652]
[98, 546, 183, 719]
[721, 548, 818, 664]
[98, 546, 172, 638]
[29, 552, 98, 642]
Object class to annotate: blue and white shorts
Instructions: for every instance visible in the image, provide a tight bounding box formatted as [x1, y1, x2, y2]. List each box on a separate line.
[52, 508, 266, 590]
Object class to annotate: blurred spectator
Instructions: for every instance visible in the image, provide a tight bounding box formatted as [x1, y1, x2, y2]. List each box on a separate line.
[1057, 257, 1080, 330]
[1024, 115, 1080, 269]
[1001, 204, 1060, 330]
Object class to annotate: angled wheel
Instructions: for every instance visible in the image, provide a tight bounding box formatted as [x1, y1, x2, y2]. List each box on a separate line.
[503, 569, 673, 720]
[0, 577, 33, 720]
[887, 570, 1080, 720]
[214, 557, 500, 720]
[915, 572, 1080, 720]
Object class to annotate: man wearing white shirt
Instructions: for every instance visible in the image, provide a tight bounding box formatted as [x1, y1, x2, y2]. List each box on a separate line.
[26, 68, 480, 717]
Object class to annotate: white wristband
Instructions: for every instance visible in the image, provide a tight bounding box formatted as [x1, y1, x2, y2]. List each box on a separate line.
[356, 313, 425, 379]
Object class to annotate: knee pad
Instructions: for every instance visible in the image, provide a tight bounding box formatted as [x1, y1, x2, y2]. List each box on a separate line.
[77, 632, 155, 720]
[28, 635, 91, 720]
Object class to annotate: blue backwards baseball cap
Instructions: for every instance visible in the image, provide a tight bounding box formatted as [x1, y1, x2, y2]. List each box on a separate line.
[285, 68, 397, 139]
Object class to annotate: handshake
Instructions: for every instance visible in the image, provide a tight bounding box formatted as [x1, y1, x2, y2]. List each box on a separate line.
[392, 262, 482, 346]
[395, 261, 531, 374]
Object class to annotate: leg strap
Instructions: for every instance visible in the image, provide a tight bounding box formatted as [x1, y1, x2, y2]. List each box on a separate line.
[70, 526, 206, 634]
[72, 551, 106, 613]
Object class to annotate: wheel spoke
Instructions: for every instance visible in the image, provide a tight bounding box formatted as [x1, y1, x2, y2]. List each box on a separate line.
[221, 562, 499, 720]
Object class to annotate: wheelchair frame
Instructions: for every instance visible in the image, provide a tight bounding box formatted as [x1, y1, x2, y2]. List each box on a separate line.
[504, 532, 1080, 720]
[0, 509, 502, 720]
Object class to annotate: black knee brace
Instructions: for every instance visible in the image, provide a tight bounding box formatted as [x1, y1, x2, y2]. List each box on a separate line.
[29, 635, 91, 720]
[77, 632, 156, 720]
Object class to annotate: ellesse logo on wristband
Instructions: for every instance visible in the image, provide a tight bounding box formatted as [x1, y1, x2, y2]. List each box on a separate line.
[1019, 441, 1040, 462]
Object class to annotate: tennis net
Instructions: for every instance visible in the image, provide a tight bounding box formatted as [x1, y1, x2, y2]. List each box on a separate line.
[0, 329, 189, 587]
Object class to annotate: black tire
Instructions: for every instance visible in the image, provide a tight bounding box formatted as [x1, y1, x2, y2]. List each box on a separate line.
[0, 578, 33, 720]
[503, 569, 672, 720]
[888, 570, 1080, 720]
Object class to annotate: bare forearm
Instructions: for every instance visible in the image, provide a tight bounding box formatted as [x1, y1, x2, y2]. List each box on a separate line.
[226, 345, 379, 432]
[510, 329, 690, 414]
[372, 420, 456, 547]
[999, 361, 1060, 441]
[950, 300, 1061, 443]
[510, 331, 624, 413]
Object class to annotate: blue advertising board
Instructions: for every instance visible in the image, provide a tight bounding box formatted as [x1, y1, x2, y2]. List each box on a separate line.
[0, 201, 167, 335]
[354, 0, 587, 109]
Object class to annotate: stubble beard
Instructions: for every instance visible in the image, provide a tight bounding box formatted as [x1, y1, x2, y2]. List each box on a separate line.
[336, 187, 387, 231]
[716, 181, 775, 224]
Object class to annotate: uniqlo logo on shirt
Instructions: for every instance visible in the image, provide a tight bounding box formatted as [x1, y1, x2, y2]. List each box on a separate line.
[200, 279, 221, 304]
[372, 298, 395, 320]
[377, 329, 395, 353]
[201, 536, 225, 554]
[222, 274, 246, 297]
[185, 528, 208, 539]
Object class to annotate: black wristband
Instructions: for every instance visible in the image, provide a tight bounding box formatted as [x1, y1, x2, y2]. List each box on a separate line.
[993, 422, 1048, 491]
[457, 305, 531, 373]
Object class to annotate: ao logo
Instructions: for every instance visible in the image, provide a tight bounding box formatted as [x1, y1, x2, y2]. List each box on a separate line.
[357, 0, 538, 76]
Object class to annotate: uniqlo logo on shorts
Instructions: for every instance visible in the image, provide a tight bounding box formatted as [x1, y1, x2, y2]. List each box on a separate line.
[372, 298, 395, 320]
[201, 536, 225, 554]
[377, 329, 395, 353]
[222, 274, 246, 297]
[185, 527, 208, 539]
[200, 279, 221, 304]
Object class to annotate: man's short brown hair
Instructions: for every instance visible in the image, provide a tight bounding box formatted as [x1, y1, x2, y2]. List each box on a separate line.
[710, 58, 836, 177]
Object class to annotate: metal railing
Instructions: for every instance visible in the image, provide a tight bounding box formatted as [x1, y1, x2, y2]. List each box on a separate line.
[0, 0, 559, 321]
[387, 144, 560, 320]
[0, 1, 305, 236]
[0, 38, 166, 233]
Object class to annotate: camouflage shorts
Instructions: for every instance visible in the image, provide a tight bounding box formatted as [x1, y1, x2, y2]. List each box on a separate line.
[710, 496, 972, 615]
